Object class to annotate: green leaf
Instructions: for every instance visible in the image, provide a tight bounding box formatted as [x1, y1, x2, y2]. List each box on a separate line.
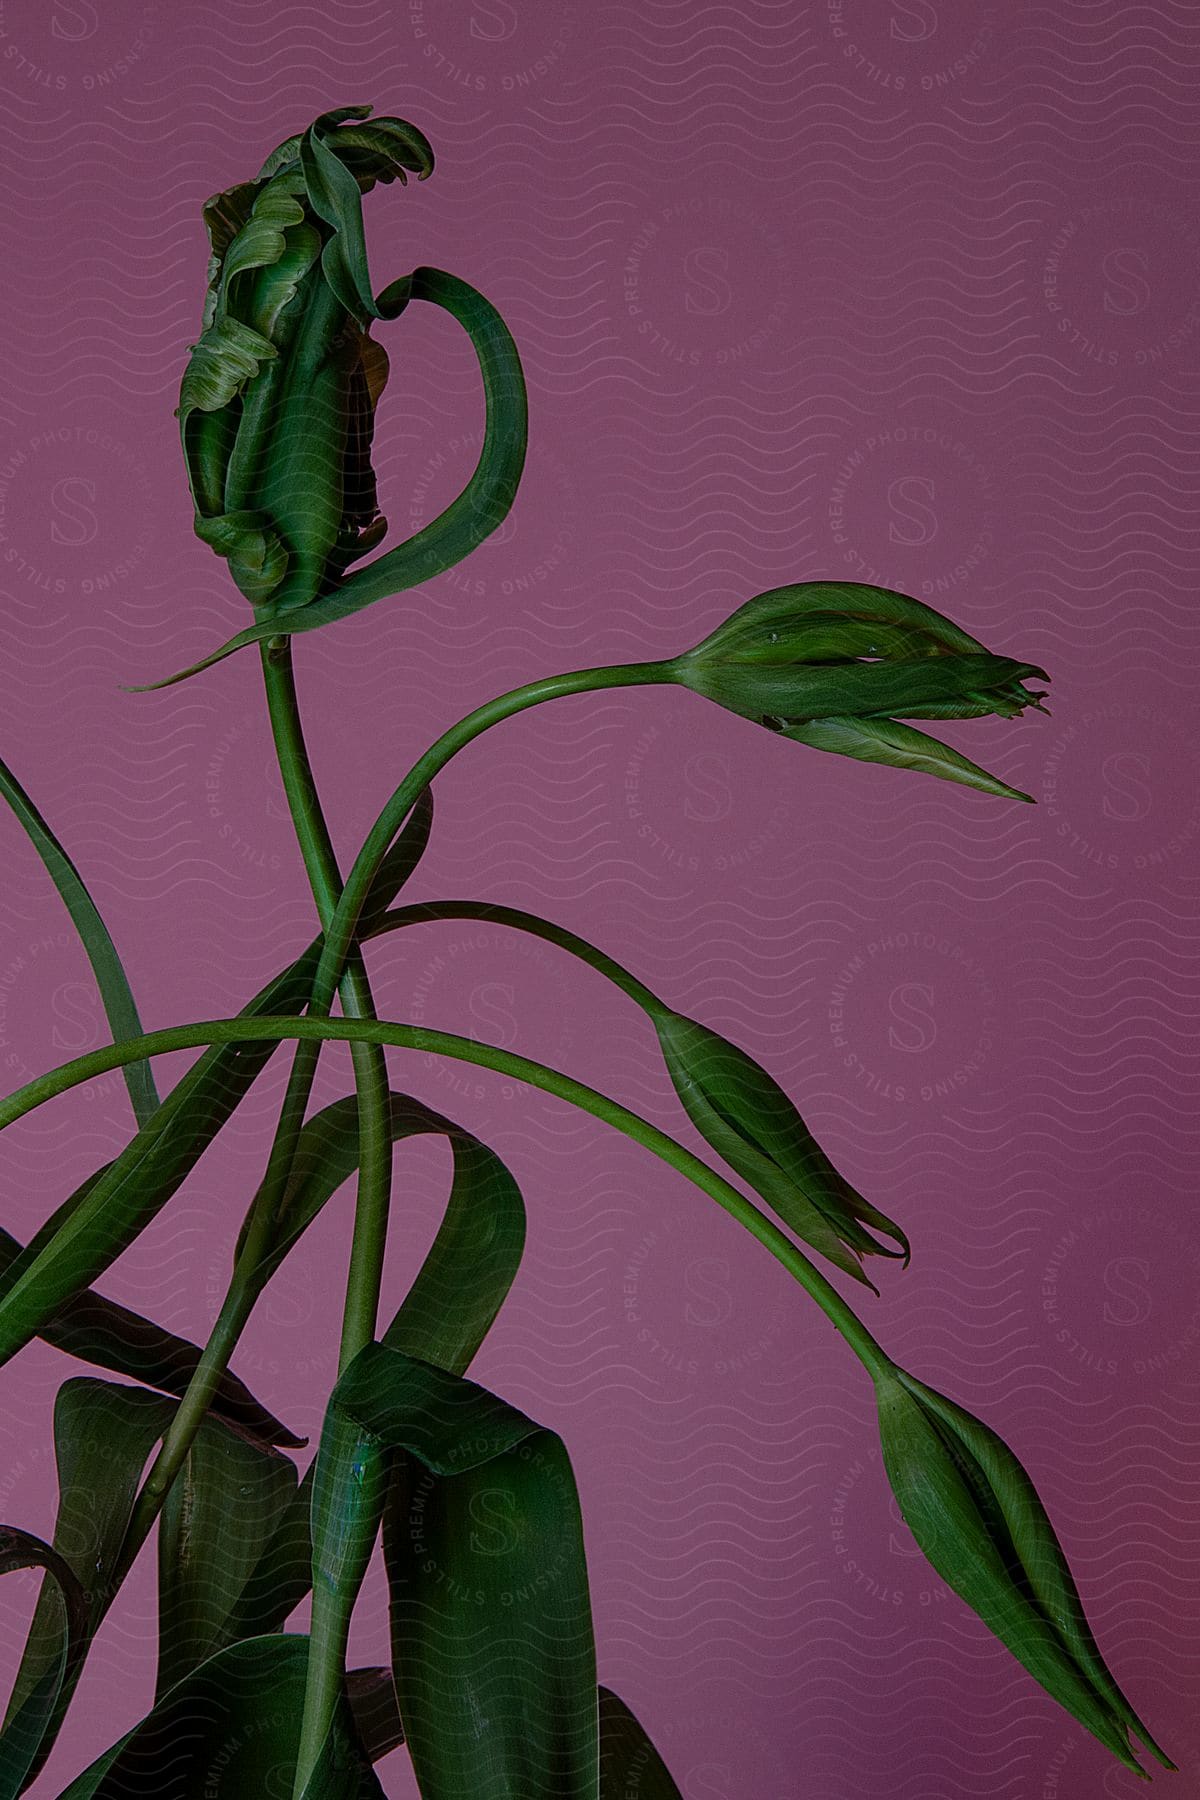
[874, 1365, 1174, 1776]
[654, 1010, 909, 1293]
[238, 1090, 525, 1379]
[355, 786, 433, 937]
[0, 945, 320, 1370]
[7, 1381, 309, 1783]
[321, 1345, 598, 1799]
[3, 1380, 175, 1784]
[0, 1226, 300, 1448]
[0, 1526, 87, 1800]
[599, 1688, 684, 1800]
[0, 752, 157, 1129]
[57, 1635, 383, 1800]
[781, 714, 1036, 803]
[131, 267, 527, 690]
[156, 1415, 299, 1699]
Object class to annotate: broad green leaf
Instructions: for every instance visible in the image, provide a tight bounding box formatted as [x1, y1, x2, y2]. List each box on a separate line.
[226, 1095, 524, 1656]
[0, 945, 320, 1370]
[57, 1635, 383, 1800]
[0, 1226, 299, 1447]
[156, 1415, 299, 1699]
[321, 1344, 597, 1799]
[599, 1688, 684, 1800]
[131, 267, 527, 690]
[0, 1526, 87, 1799]
[0, 752, 157, 1129]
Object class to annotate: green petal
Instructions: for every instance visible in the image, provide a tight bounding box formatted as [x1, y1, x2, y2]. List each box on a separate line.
[656, 1011, 909, 1291]
[781, 715, 1035, 802]
[875, 1367, 1173, 1776]
[133, 267, 527, 690]
[682, 581, 992, 662]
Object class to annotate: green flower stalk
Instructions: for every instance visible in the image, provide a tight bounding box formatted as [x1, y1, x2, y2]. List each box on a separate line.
[177, 104, 433, 615]
[874, 1362, 1175, 1778]
[670, 581, 1050, 801]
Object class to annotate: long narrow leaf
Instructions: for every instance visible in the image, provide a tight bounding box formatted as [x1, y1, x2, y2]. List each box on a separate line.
[0, 1526, 87, 1799]
[0, 947, 321, 1369]
[0, 1226, 299, 1447]
[0, 752, 157, 1129]
[240, 1089, 525, 1377]
[3, 1380, 175, 1784]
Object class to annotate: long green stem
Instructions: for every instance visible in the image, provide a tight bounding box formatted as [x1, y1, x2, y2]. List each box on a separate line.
[261, 641, 394, 1373]
[306, 661, 672, 1020]
[259, 640, 396, 1796]
[0, 1014, 891, 1381]
[378, 900, 665, 1015]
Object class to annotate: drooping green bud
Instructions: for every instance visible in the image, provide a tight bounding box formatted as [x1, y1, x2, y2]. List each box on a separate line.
[654, 1010, 909, 1292]
[177, 104, 434, 616]
[873, 1362, 1174, 1778]
[670, 582, 1050, 801]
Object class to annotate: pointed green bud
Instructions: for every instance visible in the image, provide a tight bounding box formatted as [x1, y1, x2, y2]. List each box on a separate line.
[177, 105, 434, 617]
[654, 1010, 909, 1292]
[874, 1363, 1175, 1778]
[669, 582, 1049, 801]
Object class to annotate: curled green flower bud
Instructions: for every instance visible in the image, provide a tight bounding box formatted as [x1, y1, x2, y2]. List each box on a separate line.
[654, 1010, 909, 1292]
[874, 1362, 1174, 1777]
[670, 582, 1050, 801]
[177, 104, 434, 616]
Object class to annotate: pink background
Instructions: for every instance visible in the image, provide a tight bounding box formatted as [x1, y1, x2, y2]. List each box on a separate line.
[2, 3, 1199, 1795]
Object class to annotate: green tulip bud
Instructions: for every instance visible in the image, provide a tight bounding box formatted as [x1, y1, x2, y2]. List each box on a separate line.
[654, 1010, 909, 1292]
[177, 104, 434, 616]
[670, 582, 1050, 801]
[874, 1362, 1174, 1777]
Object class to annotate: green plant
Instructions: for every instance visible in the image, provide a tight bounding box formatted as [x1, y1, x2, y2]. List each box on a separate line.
[0, 104, 1174, 1796]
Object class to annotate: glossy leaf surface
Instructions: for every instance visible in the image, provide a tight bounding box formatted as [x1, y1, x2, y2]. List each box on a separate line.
[57, 1635, 383, 1799]
[156, 1416, 300, 1698]
[316, 1344, 597, 1799]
